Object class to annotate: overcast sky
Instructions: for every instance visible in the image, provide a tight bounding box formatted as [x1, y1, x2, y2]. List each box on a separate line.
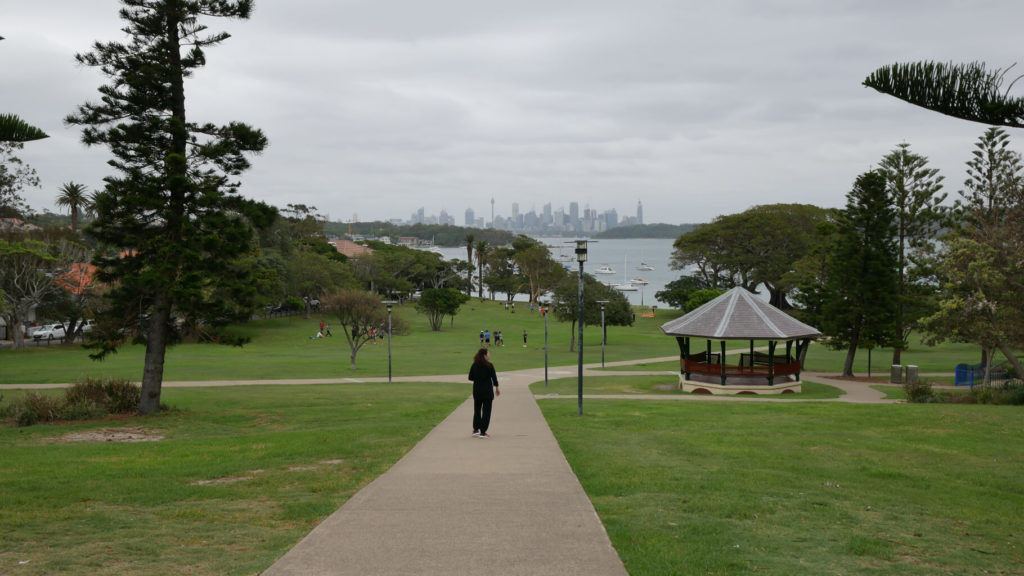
[4, 1, 1023, 226]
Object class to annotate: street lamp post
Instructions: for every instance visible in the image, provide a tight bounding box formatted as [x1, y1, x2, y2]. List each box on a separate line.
[382, 300, 397, 383]
[542, 305, 549, 387]
[597, 300, 609, 368]
[574, 240, 587, 416]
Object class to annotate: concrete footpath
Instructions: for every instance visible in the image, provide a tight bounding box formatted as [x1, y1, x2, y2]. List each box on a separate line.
[261, 367, 628, 576]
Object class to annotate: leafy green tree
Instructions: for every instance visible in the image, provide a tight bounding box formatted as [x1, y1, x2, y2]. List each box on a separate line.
[513, 240, 566, 305]
[415, 288, 470, 331]
[0, 141, 39, 218]
[785, 216, 840, 329]
[550, 274, 632, 352]
[654, 275, 715, 310]
[864, 61, 1024, 128]
[482, 245, 523, 302]
[920, 128, 1024, 380]
[65, 0, 270, 414]
[670, 204, 830, 308]
[821, 171, 899, 377]
[325, 289, 408, 370]
[55, 182, 92, 232]
[0, 239, 58, 349]
[877, 143, 947, 365]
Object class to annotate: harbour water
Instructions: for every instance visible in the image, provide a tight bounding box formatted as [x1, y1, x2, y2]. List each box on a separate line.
[438, 237, 679, 307]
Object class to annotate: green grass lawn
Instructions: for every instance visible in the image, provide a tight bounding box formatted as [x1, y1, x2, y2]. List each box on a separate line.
[531, 375, 845, 400]
[0, 382, 467, 576]
[537, 399, 1024, 576]
[2, 303, 1001, 385]
[0, 301, 680, 384]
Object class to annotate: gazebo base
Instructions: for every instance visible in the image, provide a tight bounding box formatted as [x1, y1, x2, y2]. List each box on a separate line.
[679, 374, 802, 395]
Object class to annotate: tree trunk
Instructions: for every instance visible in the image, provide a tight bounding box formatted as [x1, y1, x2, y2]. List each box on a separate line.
[842, 330, 860, 377]
[138, 303, 171, 415]
[996, 341, 1024, 380]
[350, 348, 358, 370]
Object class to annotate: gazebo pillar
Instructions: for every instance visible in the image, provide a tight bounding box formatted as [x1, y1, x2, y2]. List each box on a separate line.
[720, 340, 727, 385]
[676, 336, 690, 380]
[768, 341, 777, 385]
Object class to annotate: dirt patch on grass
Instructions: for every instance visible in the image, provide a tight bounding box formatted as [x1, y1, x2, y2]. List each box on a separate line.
[57, 427, 164, 443]
[191, 475, 256, 486]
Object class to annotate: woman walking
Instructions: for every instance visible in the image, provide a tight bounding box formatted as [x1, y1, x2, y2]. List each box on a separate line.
[468, 348, 500, 438]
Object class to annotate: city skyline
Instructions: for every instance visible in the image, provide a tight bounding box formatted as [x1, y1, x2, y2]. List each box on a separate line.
[402, 199, 645, 233]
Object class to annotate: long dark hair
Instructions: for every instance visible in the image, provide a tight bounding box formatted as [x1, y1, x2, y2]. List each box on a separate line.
[473, 348, 491, 367]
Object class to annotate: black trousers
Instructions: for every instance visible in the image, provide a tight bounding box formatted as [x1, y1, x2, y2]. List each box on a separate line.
[473, 391, 494, 433]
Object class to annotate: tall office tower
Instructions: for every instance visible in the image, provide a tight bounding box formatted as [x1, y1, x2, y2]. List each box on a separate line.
[511, 202, 520, 227]
[605, 209, 618, 230]
[569, 201, 579, 223]
[490, 197, 495, 228]
[543, 202, 553, 224]
[465, 207, 475, 227]
[637, 200, 643, 225]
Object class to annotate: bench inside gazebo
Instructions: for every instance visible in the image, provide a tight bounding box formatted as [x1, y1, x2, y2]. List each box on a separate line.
[660, 287, 821, 395]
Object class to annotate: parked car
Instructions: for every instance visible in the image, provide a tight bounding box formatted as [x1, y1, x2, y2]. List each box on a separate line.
[32, 323, 66, 341]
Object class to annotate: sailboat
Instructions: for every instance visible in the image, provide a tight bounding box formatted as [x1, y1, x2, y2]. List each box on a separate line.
[611, 255, 638, 292]
[635, 249, 655, 271]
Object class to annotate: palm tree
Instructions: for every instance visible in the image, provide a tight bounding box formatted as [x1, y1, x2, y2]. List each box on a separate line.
[55, 182, 91, 231]
[464, 233, 475, 296]
[864, 61, 1024, 128]
[475, 240, 488, 300]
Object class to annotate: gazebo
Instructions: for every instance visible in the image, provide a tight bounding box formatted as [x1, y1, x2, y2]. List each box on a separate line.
[660, 287, 821, 395]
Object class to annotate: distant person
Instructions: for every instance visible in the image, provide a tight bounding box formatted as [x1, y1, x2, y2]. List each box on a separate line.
[324, 323, 333, 337]
[496, 330, 503, 347]
[480, 330, 485, 346]
[484, 330, 491, 347]
[319, 320, 325, 334]
[522, 329, 528, 348]
[468, 348, 500, 438]
[510, 302, 515, 314]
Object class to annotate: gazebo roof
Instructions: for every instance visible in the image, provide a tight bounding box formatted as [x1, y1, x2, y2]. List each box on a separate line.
[660, 287, 821, 340]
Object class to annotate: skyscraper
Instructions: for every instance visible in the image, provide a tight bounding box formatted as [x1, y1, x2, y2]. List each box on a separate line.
[637, 200, 643, 225]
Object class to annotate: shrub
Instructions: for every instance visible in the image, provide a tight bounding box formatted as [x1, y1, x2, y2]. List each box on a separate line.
[16, 392, 64, 426]
[1002, 380, 1024, 405]
[65, 379, 109, 406]
[64, 378, 140, 415]
[103, 378, 141, 414]
[903, 379, 934, 403]
[3, 378, 142, 427]
[975, 380, 1024, 406]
